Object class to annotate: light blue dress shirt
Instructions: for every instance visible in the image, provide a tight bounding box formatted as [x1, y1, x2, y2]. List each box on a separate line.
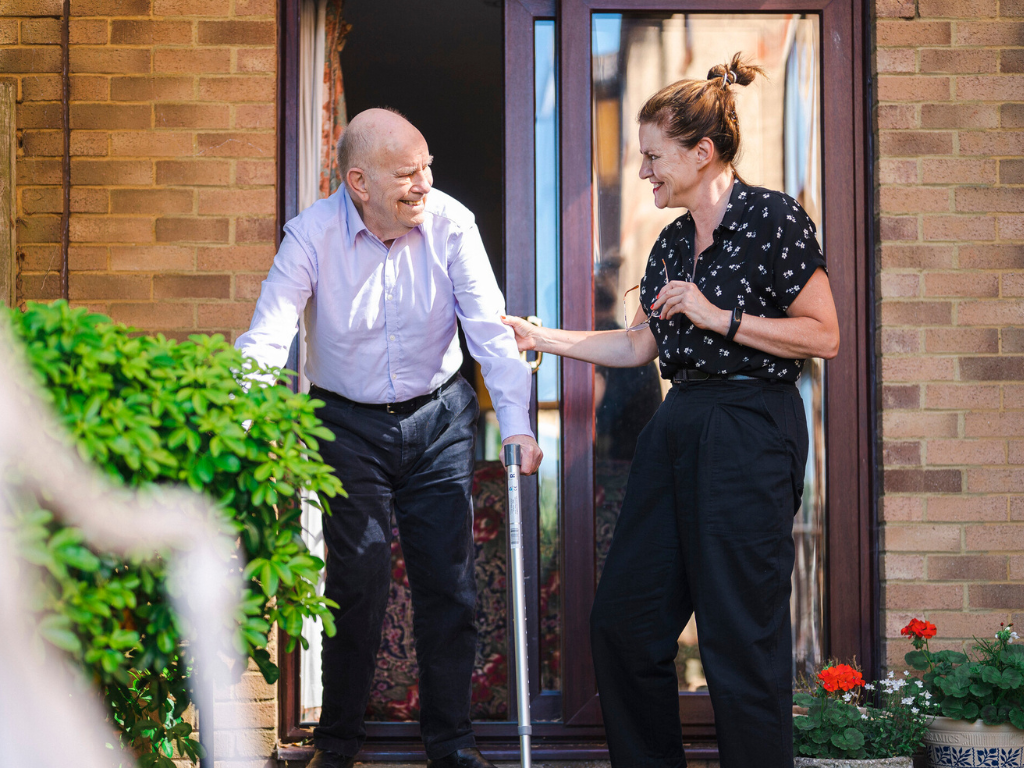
[235, 185, 534, 441]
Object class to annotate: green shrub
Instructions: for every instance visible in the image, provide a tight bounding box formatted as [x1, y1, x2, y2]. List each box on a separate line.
[6, 301, 344, 767]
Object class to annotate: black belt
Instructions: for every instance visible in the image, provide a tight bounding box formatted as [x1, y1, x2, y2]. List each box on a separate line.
[310, 373, 459, 415]
[672, 368, 760, 383]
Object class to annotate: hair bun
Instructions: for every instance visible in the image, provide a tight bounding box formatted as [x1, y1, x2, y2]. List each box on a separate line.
[707, 53, 764, 89]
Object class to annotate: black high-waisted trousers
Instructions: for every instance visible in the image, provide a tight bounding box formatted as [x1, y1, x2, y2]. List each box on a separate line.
[590, 379, 808, 768]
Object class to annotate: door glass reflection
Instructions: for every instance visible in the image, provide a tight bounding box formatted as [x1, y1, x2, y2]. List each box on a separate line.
[591, 12, 825, 692]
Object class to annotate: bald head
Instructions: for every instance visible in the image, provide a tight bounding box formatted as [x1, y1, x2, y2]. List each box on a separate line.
[338, 108, 426, 184]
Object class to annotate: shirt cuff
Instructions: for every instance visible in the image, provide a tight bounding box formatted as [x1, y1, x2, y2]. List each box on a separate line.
[496, 405, 534, 443]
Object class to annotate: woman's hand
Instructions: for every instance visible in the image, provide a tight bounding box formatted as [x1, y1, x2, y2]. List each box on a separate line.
[651, 280, 730, 333]
[501, 315, 541, 352]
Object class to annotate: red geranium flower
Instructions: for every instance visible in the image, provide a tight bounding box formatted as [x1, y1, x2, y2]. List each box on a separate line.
[817, 663, 865, 693]
[901, 618, 937, 640]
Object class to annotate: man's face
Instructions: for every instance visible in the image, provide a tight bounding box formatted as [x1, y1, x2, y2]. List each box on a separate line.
[364, 136, 433, 237]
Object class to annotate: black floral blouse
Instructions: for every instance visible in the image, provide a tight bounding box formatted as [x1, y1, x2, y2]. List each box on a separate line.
[638, 178, 827, 384]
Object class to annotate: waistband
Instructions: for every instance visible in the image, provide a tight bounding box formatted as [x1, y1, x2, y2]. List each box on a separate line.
[671, 368, 761, 383]
[310, 372, 460, 415]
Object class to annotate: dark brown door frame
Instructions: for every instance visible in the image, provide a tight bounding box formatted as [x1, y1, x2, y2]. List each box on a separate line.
[275, 0, 876, 758]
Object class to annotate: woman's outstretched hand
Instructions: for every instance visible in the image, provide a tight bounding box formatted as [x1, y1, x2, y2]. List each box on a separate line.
[501, 315, 540, 352]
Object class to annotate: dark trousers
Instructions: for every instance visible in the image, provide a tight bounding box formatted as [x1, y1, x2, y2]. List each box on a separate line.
[590, 379, 808, 768]
[311, 376, 480, 759]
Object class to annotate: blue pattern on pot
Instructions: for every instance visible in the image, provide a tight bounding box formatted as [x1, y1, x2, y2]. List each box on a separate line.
[928, 746, 1023, 767]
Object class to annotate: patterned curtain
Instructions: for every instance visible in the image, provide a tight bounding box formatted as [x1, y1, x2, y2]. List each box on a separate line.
[319, 0, 351, 198]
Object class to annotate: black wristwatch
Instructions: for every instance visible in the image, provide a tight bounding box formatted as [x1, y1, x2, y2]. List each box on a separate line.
[725, 307, 743, 342]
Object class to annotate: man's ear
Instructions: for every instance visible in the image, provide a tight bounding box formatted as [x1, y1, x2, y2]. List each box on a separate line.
[347, 167, 371, 202]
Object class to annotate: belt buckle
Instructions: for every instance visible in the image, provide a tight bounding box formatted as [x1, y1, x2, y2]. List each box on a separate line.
[386, 402, 397, 415]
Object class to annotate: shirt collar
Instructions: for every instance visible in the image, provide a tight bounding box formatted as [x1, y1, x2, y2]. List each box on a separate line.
[718, 176, 749, 232]
[341, 185, 370, 248]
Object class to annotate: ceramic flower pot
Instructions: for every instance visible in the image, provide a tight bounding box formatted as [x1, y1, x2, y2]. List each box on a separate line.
[925, 715, 1024, 767]
[794, 758, 914, 768]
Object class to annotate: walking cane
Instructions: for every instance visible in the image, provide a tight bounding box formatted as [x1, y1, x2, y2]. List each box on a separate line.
[503, 443, 532, 768]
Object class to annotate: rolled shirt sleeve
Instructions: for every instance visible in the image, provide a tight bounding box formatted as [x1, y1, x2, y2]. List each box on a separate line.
[447, 222, 535, 441]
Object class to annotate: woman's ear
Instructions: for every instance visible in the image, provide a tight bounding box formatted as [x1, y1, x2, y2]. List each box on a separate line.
[694, 137, 717, 170]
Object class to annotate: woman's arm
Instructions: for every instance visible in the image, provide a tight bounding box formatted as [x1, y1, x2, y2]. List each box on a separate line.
[651, 267, 840, 360]
[501, 308, 660, 368]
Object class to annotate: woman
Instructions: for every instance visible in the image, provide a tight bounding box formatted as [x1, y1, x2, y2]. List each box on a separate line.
[503, 54, 839, 768]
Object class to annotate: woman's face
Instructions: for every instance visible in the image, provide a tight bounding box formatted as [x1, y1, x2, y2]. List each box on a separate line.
[638, 121, 701, 209]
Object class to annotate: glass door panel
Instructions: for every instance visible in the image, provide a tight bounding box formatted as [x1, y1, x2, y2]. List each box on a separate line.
[590, 11, 826, 693]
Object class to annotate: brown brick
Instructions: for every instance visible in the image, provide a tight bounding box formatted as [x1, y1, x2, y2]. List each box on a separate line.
[922, 159, 996, 185]
[66, 246, 109, 270]
[198, 75, 274, 102]
[21, 18, 61, 45]
[881, 327, 921, 353]
[236, 217, 275, 242]
[73, 0, 151, 13]
[71, 104, 151, 131]
[920, 103, 1000, 130]
[17, 245, 61, 272]
[927, 380, 1002, 410]
[956, 76, 1024, 102]
[1005, 0, 1024, 15]
[882, 383, 921, 409]
[886, 468, 963, 493]
[1003, 272, 1024, 297]
[198, 188, 274, 215]
[0, 47, 61, 74]
[957, 22, 1024, 46]
[966, 411, 1024, 437]
[880, 159, 919, 184]
[927, 438, 1004, 464]
[925, 328, 999, 354]
[235, 160, 274, 186]
[156, 160, 230, 186]
[71, 159, 151, 185]
[881, 246, 954, 270]
[156, 217, 229, 242]
[70, 274, 151, 301]
[234, 273, 264, 300]
[884, 356, 957, 382]
[930, 556, 1007, 581]
[16, 103, 62, 130]
[1006, 383, 1024, 405]
[884, 411, 960, 438]
[234, 104, 274, 130]
[880, 301, 953, 326]
[234, 0, 274, 12]
[960, 357, 1024, 381]
[883, 554, 925, 580]
[152, 0, 230, 12]
[928, 495, 1007, 521]
[70, 131, 109, 157]
[877, 21, 952, 46]
[21, 188, 61, 215]
[880, 273, 919, 299]
[196, 133, 275, 159]
[877, 48, 916, 73]
[69, 19, 108, 45]
[960, 300, 1024, 326]
[1013, 441, 1024, 464]
[960, 131, 1024, 156]
[154, 48, 230, 74]
[111, 20, 192, 45]
[0, 0, 61, 12]
[70, 215, 153, 243]
[196, 244, 274, 270]
[108, 301, 196, 330]
[884, 583, 964, 609]
[923, 215, 996, 241]
[883, 496, 925, 521]
[919, 0, 997, 14]
[0, 19, 16, 44]
[236, 48, 275, 74]
[71, 188, 109, 214]
[110, 245, 194, 271]
[155, 103, 229, 129]
[197, 20, 274, 45]
[969, 585, 1024, 609]
[154, 274, 230, 299]
[110, 76, 194, 102]
[110, 132, 193, 157]
[197, 301, 256, 329]
[884, 440, 923, 465]
[110, 189, 193, 215]
[878, 131, 954, 156]
[925, 272, 999, 298]
[878, 76, 952, 102]
[880, 186, 951, 214]
[20, 75, 61, 102]
[70, 47, 151, 75]
[1000, 216, 1024, 239]
[1004, 328, 1024, 352]
[70, 75, 110, 101]
[960, 245, 1024, 269]
[1002, 50, 1024, 74]
[1000, 160, 1024, 185]
[922, 50, 998, 75]
[19, 272, 63, 300]
[21, 131, 61, 158]
[18, 158, 62, 185]
[880, 217, 920, 242]
[878, 104, 919, 130]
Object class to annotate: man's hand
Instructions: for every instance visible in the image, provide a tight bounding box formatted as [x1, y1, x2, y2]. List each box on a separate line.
[501, 434, 543, 475]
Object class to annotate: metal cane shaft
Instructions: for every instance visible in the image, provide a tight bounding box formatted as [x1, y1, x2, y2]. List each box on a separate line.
[503, 445, 532, 768]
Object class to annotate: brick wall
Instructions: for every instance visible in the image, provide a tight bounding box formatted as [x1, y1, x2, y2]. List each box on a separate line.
[875, 0, 1024, 668]
[4, 0, 276, 341]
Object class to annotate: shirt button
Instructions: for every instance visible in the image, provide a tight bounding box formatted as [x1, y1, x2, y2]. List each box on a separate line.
[389, 334, 395, 341]
[391, 373, 397, 379]
[386, 295, 393, 301]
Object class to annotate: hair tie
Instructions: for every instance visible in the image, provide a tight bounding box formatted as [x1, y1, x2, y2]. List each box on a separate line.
[720, 69, 737, 88]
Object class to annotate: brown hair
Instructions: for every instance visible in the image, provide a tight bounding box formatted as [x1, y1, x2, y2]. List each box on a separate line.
[637, 53, 765, 167]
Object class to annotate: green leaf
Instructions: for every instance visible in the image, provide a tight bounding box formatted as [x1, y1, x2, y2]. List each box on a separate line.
[38, 615, 82, 653]
[905, 650, 930, 670]
[1009, 708, 1024, 730]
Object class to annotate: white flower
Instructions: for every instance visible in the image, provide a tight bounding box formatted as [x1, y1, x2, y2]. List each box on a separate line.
[902, 697, 914, 705]
[863, 683, 875, 690]
[903, 670, 910, 676]
[912, 707, 920, 714]
[915, 680, 923, 687]
[843, 692, 854, 702]
[887, 671, 895, 679]
[861, 712, 869, 720]
[923, 692, 932, 700]
[1011, 632, 1020, 642]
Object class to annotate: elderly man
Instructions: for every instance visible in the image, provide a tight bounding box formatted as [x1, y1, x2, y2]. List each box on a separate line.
[235, 108, 542, 768]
